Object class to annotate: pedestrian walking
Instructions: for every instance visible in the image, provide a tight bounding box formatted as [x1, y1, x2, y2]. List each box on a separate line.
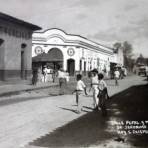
[72, 74, 88, 113]
[52, 69, 56, 83]
[97, 73, 108, 116]
[90, 69, 99, 110]
[65, 71, 69, 83]
[120, 68, 124, 79]
[42, 66, 48, 82]
[57, 68, 66, 95]
[32, 68, 38, 85]
[114, 68, 120, 86]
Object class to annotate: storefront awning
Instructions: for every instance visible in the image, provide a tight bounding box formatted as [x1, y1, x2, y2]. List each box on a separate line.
[32, 52, 63, 62]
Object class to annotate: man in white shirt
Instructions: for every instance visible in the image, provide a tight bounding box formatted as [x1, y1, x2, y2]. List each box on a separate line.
[42, 66, 48, 82]
[90, 71, 99, 110]
[73, 74, 88, 113]
[57, 68, 66, 95]
[114, 69, 120, 86]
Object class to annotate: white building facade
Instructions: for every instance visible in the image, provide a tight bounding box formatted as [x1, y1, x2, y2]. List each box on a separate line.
[32, 28, 123, 76]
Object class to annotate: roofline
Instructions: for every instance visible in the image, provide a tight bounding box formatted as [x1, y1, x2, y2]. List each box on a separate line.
[34, 28, 114, 50]
[0, 12, 42, 31]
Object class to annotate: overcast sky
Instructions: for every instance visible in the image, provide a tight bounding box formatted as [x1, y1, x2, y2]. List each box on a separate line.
[0, 0, 148, 57]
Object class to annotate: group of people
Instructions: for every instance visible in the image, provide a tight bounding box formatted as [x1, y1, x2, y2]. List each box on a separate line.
[32, 66, 54, 85]
[114, 66, 127, 86]
[73, 69, 109, 116]
[32, 66, 125, 116]
[56, 67, 126, 116]
[32, 66, 70, 85]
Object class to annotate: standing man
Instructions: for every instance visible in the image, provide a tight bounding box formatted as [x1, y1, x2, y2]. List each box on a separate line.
[90, 69, 99, 110]
[32, 67, 38, 85]
[57, 68, 66, 95]
[114, 68, 120, 86]
[42, 66, 48, 82]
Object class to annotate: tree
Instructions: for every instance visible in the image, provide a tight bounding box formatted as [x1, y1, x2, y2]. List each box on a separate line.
[113, 42, 122, 53]
[122, 41, 133, 59]
[113, 41, 134, 71]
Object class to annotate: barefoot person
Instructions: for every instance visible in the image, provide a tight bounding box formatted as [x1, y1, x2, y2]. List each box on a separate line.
[73, 74, 88, 113]
[98, 73, 108, 116]
[90, 69, 99, 110]
[114, 68, 120, 86]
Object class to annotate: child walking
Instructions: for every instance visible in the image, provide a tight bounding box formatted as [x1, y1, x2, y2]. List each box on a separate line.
[73, 74, 88, 113]
[97, 73, 108, 116]
[114, 68, 120, 86]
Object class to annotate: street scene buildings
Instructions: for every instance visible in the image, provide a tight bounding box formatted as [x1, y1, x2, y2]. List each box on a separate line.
[32, 28, 124, 77]
[0, 5, 148, 148]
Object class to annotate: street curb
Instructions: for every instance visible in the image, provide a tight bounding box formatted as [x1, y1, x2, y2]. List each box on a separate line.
[0, 84, 59, 97]
[0, 81, 77, 97]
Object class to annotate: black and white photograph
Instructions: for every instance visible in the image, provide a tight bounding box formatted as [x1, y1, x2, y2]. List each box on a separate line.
[0, 0, 148, 148]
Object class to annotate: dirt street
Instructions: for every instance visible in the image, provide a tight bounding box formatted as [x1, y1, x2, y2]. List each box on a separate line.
[0, 75, 147, 148]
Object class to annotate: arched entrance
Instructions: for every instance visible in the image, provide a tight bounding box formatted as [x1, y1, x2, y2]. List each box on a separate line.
[67, 59, 75, 76]
[48, 48, 63, 70]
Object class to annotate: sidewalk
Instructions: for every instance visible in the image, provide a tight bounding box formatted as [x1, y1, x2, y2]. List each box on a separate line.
[0, 81, 58, 97]
[0, 76, 77, 97]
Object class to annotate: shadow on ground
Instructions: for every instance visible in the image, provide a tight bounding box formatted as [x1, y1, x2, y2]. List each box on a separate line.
[29, 111, 116, 147]
[108, 84, 148, 147]
[28, 84, 148, 148]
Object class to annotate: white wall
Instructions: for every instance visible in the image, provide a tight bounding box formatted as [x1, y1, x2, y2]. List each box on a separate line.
[32, 29, 121, 73]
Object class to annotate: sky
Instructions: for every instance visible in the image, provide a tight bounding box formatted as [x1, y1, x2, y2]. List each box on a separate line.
[0, 0, 148, 57]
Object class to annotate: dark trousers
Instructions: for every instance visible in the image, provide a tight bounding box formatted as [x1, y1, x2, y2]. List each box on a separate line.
[59, 78, 66, 94]
[98, 90, 107, 116]
[115, 77, 119, 86]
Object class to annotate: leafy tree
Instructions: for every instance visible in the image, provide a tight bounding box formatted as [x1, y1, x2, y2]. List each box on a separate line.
[122, 41, 133, 58]
[113, 42, 122, 53]
[113, 41, 134, 71]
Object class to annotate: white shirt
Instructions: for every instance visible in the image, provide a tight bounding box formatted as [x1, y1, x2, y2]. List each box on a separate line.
[58, 70, 65, 78]
[114, 70, 120, 78]
[98, 79, 107, 91]
[46, 68, 51, 74]
[76, 80, 86, 91]
[43, 68, 48, 75]
[91, 75, 99, 89]
[91, 75, 98, 85]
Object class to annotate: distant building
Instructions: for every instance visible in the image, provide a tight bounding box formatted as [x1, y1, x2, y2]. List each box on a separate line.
[0, 12, 41, 81]
[32, 28, 123, 76]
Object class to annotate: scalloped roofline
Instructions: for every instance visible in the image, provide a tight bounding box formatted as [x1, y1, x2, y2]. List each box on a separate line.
[34, 28, 114, 50]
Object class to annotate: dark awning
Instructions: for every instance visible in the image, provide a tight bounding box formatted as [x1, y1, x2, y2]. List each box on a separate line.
[32, 52, 63, 62]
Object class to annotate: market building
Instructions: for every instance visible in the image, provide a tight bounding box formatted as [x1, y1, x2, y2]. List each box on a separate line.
[0, 12, 41, 81]
[32, 28, 123, 76]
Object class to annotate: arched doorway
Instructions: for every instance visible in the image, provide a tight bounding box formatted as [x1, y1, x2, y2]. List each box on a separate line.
[67, 59, 75, 76]
[48, 48, 63, 70]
